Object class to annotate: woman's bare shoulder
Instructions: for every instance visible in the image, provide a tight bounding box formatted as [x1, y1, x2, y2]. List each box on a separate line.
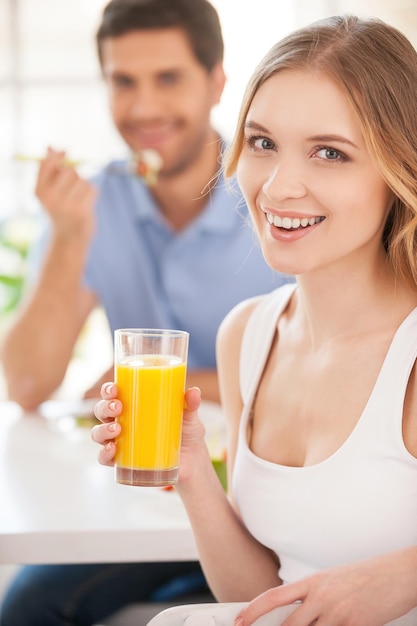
[216, 295, 268, 392]
[218, 295, 265, 346]
[216, 296, 269, 474]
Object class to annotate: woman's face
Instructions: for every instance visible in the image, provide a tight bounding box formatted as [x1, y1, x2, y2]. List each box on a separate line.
[236, 69, 394, 277]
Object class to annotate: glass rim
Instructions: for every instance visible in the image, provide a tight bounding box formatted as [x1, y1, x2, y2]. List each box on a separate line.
[115, 328, 189, 338]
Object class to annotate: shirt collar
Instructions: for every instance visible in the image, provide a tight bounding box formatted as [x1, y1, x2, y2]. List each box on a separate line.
[128, 168, 244, 234]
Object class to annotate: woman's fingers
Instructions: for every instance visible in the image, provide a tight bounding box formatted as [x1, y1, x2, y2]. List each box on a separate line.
[101, 382, 118, 400]
[184, 386, 201, 413]
[235, 582, 307, 626]
[93, 383, 121, 423]
[91, 382, 121, 465]
[91, 421, 120, 467]
[97, 440, 117, 467]
[91, 421, 121, 444]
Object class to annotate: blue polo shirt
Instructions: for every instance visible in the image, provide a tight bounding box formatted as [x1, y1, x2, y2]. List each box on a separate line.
[33, 161, 292, 370]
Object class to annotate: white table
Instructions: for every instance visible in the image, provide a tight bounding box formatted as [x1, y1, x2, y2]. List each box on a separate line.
[0, 399, 226, 565]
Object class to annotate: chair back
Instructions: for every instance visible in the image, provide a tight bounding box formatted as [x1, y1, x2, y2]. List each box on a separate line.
[147, 602, 417, 626]
[146, 602, 298, 625]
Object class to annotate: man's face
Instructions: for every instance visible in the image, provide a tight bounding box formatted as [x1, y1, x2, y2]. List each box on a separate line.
[100, 28, 225, 178]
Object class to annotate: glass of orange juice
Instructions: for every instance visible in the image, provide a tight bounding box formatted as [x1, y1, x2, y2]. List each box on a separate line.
[114, 328, 189, 487]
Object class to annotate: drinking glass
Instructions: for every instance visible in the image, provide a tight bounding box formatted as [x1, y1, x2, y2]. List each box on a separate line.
[114, 328, 189, 487]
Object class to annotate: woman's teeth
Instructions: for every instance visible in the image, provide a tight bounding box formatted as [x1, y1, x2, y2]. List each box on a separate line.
[266, 213, 324, 230]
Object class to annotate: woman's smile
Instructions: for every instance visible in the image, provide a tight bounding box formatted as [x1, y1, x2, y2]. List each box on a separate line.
[264, 211, 325, 230]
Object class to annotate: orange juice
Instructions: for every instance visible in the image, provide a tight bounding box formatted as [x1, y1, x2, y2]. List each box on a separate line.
[115, 354, 187, 485]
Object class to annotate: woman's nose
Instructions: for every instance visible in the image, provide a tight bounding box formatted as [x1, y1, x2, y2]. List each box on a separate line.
[262, 162, 307, 201]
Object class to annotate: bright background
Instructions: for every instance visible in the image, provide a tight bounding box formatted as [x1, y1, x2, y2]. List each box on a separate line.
[1, 0, 417, 220]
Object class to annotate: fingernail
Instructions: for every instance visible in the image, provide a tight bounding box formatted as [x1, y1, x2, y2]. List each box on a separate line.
[105, 443, 113, 451]
[109, 401, 117, 411]
[104, 383, 113, 395]
[108, 423, 116, 432]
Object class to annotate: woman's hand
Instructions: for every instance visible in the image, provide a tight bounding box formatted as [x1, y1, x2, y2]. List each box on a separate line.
[234, 550, 417, 625]
[91, 383, 208, 480]
[175, 386, 208, 483]
[91, 382, 122, 466]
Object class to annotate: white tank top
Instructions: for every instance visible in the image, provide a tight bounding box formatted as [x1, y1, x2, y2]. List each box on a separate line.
[233, 284, 417, 589]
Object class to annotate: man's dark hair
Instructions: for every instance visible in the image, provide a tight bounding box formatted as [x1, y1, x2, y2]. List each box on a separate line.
[96, 0, 224, 71]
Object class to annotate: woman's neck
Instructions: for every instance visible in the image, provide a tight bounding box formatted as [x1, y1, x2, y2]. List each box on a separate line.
[292, 257, 417, 349]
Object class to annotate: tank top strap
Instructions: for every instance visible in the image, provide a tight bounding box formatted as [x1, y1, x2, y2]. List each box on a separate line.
[364, 305, 417, 430]
[239, 283, 297, 405]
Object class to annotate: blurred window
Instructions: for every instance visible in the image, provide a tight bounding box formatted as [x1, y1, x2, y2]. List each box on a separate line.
[1, 0, 416, 219]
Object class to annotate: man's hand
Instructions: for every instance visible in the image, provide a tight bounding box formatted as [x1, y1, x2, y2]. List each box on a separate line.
[36, 147, 97, 241]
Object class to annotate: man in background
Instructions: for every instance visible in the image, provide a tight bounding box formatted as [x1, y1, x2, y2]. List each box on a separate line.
[1, 0, 291, 624]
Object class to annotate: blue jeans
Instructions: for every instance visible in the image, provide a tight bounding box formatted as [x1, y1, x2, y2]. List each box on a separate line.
[0, 561, 212, 626]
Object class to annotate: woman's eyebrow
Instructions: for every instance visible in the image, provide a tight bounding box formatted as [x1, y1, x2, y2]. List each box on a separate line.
[244, 120, 360, 153]
[244, 123, 358, 149]
[307, 134, 359, 149]
[244, 120, 270, 132]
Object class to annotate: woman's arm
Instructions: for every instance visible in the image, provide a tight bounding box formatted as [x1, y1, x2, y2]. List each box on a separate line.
[235, 547, 417, 625]
[176, 296, 281, 601]
[176, 388, 280, 601]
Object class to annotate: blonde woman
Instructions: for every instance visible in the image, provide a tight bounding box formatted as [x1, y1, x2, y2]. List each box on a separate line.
[93, 15, 417, 624]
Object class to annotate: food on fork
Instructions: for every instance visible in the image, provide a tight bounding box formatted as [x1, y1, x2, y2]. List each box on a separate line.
[132, 149, 163, 186]
[14, 149, 163, 185]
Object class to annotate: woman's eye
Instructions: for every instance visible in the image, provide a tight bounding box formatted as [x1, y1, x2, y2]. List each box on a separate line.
[316, 147, 344, 161]
[245, 135, 275, 151]
[257, 138, 273, 150]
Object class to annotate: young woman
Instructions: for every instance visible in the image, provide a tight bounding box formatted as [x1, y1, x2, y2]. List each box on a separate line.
[92, 15, 417, 624]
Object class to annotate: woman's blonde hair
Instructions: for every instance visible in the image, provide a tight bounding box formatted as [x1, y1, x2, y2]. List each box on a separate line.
[225, 15, 417, 287]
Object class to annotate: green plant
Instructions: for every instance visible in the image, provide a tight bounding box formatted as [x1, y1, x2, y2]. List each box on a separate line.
[0, 215, 39, 316]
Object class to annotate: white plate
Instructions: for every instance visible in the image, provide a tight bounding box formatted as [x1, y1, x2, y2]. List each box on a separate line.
[39, 398, 99, 434]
